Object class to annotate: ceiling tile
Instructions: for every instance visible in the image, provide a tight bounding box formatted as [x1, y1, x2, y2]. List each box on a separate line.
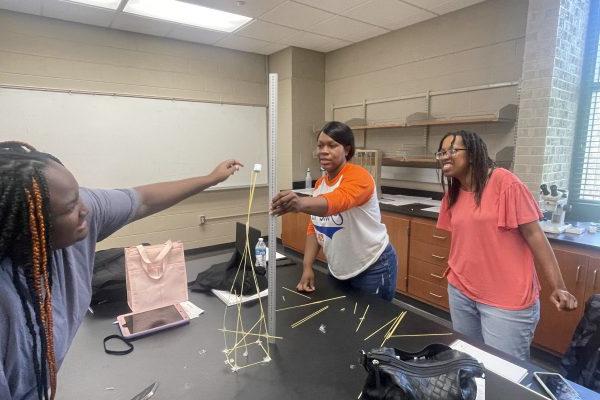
[167, 25, 227, 45]
[236, 19, 300, 42]
[292, 0, 369, 14]
[399, 0, 445, 12]
[310, 15, 388, 43]
[260, 1, 334, 30]
[111, 13, 173, 37]
[285, 31, 351, 52]
[42, 0, 116, 27]
[178, 0, 286, 18]
[344, 0, 436, 30]
[0, 0, 42, 14]
[215, 34, 274, 53]
[427, 0, 485, 15]
[255, 41, 288, 55]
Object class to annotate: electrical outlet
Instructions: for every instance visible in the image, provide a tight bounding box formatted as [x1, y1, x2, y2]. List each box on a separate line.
[198, 215, 207, 225]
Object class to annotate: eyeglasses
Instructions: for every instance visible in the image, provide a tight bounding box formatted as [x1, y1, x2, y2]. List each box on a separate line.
[434, 148, 467, 160]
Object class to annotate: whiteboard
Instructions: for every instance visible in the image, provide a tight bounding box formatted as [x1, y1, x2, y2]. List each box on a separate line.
[0, 87, 267, 189]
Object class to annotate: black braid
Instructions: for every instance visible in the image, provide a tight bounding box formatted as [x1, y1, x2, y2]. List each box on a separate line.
[25, 268, 50, 400]
[12, 264, 45, 400]
[0, 177, 29, 268]
[0, 141, 60, 400]
[437, 130, 495, 207]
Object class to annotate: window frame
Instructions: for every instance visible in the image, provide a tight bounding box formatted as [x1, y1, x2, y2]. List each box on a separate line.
[570, 0, 600, 221]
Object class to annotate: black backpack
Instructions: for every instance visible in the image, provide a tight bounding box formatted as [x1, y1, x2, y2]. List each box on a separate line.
[90, 244, 149, 308]
[187, 249, 268, 296]
[560, 294, 600, 392]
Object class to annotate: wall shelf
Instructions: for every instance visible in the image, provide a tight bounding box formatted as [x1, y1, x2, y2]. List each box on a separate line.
[350, 122, 407, 130]
[349, 104, 517, 131]
[405, 104, 518, 127]
[382, 157, 438, 168]
[322, 82, 520, 172]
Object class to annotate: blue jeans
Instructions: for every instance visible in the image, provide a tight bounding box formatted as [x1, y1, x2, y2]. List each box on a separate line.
[447, 284, 540, 360]
[348, 244, 397, 301]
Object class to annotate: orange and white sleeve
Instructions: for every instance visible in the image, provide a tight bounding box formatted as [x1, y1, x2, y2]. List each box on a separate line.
[321, 168, 373, 216]
[306, 220, 315, 236]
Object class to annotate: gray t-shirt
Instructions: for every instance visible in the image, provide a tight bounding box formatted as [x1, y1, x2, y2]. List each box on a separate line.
[0, 188, 139, 400]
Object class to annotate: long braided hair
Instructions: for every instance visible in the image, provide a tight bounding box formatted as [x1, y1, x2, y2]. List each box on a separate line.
[437, 130, 495, 208]
[0, 141, 60, 400]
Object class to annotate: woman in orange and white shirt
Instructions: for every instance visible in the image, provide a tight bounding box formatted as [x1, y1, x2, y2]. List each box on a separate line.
[271, 121, 397, 301]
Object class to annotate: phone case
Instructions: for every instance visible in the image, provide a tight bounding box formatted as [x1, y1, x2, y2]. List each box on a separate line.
[117, 304, 189, 339]
[533, 372, 581, 400]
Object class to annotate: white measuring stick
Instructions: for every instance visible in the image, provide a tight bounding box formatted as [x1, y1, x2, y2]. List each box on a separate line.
[267, 73, 278, 342]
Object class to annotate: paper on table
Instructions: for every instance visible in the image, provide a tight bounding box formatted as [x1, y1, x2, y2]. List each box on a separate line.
[265, 247, 286, 261]
[417, 199, 442, 207]
[422, 206, 441, 213]
[212, 288, 268, 307]
[180, 301, 205, 319]
[450, 340, 528, 383]
[381, 194, 432, 202]
[380, 199, 424, 206]
[475, 378, 485, 400]
[380, 194, 441, 208]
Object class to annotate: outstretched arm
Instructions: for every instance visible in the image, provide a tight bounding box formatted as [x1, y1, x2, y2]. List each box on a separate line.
[133, 159, 243, 221]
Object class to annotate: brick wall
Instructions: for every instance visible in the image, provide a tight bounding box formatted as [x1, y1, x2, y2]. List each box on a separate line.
[514, 0, 590, 192]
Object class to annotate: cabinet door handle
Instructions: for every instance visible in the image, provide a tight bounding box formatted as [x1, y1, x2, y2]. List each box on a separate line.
[432, 235, 447, 240]
[429, 292, 443, 298]
[594, 269, 598, 289]
[430, 273, 444, 279]
[431, 254, 446, 260]
[575, 265, 582, 283]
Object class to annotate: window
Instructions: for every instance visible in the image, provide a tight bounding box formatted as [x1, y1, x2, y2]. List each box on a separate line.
[571, 0, 600, 221]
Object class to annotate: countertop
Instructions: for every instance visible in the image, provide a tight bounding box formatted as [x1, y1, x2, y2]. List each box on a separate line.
[291, 189, 600, 252]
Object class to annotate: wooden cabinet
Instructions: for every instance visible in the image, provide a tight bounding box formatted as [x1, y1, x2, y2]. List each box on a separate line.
[586, 256, 600, 300]
[533, 246, 589, 354]
[281, 213, 325, 262]
[381, 212, 410, 292]
[281, 212, 306, 253]
[407, 218, 451, 310]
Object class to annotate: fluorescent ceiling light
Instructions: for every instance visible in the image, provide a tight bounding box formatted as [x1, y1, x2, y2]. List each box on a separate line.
[124, 0, 252, 32]
[61, 0, 122, 9]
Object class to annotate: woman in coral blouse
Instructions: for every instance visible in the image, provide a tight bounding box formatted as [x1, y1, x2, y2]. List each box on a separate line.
[436, 130, 577, 360]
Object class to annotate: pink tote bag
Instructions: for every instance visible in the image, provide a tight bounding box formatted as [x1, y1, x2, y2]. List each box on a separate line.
[125, 240, 188, 312]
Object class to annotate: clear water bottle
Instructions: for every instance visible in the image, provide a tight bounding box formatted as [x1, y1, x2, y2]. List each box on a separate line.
[305, 168, 312, 189]
[255, 238, 267, 268]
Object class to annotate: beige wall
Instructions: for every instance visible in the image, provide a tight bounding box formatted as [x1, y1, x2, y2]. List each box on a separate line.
[0, 9, 270, 250]
[324, 0, 528, 192]
[269, 47, 324, 186]
[291, 47, 324, 182]
[268, 48, 294, 191]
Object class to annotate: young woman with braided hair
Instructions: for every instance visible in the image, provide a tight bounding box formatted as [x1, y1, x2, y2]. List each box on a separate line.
[435, 130, 577, 360]
[0, 141, 242, 400]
